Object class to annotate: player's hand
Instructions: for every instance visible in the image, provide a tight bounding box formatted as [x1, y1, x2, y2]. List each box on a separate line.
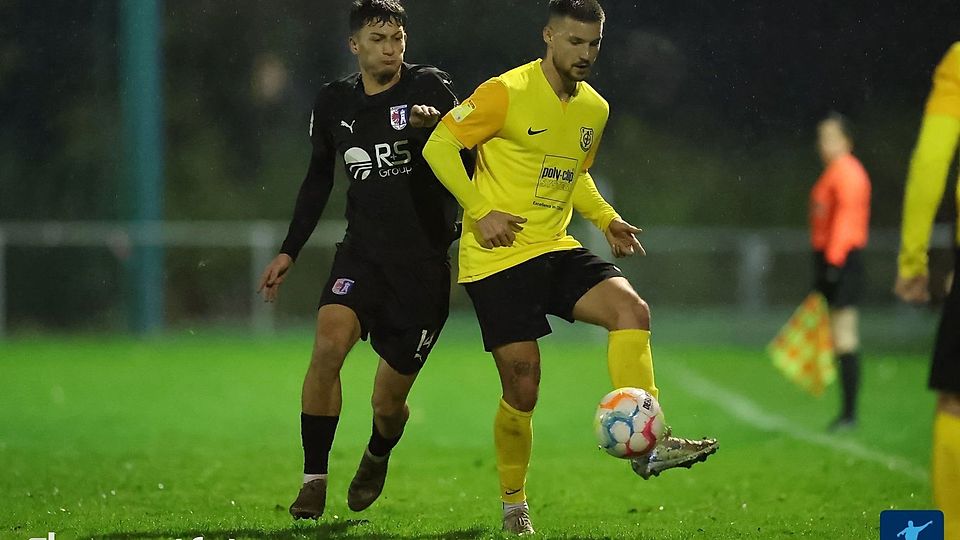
[475, 210, 527, 249]
[605, 219, 645, 258]
[894, 273, 930, 304]
[257, 253, 293, 303]
[409, 105, 442, 128]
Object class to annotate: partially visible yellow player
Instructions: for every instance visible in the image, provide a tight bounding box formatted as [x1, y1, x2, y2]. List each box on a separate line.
[895, 42, 960, 540]
[423, 0, 717, 534]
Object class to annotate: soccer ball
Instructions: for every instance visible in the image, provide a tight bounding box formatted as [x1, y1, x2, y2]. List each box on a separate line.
[595, 387, 666, 459]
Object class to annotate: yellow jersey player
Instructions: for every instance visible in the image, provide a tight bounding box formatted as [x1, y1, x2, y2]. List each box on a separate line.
[895, 41, 960, 540]
[423, 0, 718, 534]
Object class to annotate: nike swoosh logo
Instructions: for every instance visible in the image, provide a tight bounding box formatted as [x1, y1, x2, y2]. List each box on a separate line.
[527, 127, 548, 135]
[504, 487, 523, 495]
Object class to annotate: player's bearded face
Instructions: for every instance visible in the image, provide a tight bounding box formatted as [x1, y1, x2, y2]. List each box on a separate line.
[351, 20, 406, 82]
[547, 18, 603, 82]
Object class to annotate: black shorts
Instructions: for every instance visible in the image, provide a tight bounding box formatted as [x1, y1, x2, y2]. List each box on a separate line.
[813, 249, 864, 308]
[464, 248, 624, 352]
[930, 249, 960, 394]
[318, 245, 450, 375]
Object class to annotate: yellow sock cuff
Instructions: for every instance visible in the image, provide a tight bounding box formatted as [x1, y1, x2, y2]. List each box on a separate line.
[609, 328, 651, 342]
[499, 398, 534, 417]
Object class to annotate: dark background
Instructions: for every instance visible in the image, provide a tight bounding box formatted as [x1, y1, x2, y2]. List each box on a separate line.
[1, 0, 957, 329]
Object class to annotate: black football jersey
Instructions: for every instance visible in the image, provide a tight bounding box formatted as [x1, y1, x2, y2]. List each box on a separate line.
[280, 63, 462, 262]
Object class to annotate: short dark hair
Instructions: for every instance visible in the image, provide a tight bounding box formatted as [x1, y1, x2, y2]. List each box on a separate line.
[349, 0, 407, 34]
[822, 111, 854, 143]
[548, 0, 605, 24]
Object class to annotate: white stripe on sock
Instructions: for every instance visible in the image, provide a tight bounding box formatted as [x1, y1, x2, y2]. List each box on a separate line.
[303, 473, 327, 485]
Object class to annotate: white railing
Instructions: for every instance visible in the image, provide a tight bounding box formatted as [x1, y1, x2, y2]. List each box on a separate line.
[0, 221, 952, 337]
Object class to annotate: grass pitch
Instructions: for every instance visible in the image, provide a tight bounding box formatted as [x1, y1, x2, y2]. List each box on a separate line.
[0, 316, 936, 539]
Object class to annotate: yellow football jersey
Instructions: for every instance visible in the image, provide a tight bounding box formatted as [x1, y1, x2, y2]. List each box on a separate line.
[436, 59, 619, 282]
[899, 42, 960, 278]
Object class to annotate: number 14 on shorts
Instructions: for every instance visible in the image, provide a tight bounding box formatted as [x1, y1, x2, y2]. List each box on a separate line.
[413, 329, 437, 363]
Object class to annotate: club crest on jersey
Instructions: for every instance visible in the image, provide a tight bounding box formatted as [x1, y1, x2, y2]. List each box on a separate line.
[390, 105, 408, 131]
[331, 278, 355, 295]
[580, 127, 595, 152]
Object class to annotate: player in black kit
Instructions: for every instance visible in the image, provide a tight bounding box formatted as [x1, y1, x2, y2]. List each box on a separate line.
[256, 0, 462, 520]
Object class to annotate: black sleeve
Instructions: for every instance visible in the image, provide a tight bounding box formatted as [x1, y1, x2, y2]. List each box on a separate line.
[279, 96, 336, 261]
[422, 69, 460, 115]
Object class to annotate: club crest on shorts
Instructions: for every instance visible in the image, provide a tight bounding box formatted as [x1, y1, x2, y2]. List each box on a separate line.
[580, 127, 595, 152]
[390, 105, 408, 131]
[331, 278, 355, 295]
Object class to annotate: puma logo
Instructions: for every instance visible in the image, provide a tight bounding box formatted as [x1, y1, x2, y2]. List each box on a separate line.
[341, 120, 356, 134]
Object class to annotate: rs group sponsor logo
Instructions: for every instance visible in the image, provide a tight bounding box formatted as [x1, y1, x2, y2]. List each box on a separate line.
[343, 140, 413, 180]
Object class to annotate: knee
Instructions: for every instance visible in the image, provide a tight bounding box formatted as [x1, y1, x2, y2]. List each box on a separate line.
[831, 309, 859, 354]
[611, 294, 650, 331]
[372, 392, 408, 420]
[310, 333, 352, 373]
[505, 388, 538, 413]
[502, 363, 540, 412]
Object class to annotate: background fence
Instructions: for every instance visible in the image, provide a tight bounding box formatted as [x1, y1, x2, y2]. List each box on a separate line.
[0, 221, 953, 338]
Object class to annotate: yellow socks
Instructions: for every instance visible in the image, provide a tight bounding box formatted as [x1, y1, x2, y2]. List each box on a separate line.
[933, 411, 960, 540]
[608, 329, 659, 400]
[494, 398, 533, 504]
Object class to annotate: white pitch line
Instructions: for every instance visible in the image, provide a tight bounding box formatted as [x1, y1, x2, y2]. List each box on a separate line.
[669, 363, 929, 483]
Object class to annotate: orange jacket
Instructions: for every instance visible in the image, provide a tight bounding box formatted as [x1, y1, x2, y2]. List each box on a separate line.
[809, 153, 872, 266]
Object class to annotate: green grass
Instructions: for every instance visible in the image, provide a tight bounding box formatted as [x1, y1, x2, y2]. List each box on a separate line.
[0, 316, 937, 539]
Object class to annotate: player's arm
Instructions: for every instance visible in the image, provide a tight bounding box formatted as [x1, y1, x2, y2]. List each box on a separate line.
[897, 43, 960, 302]
[573, 171, 642, 257]
[573, 126, 644, 257]
[257, 101, 336, 302]
[573, 124, 619, 232]
[423, 79, 526, 248]
[409, 69, 459, 129]
[897, 116, 960, 274]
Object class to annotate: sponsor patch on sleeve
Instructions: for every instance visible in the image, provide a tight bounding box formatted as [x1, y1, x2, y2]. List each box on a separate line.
[450, 100, 477, 123]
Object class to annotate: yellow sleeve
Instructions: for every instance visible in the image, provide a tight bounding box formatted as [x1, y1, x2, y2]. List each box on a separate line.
[899, 43, 960, 277]
[926, 43, 960, 118]
[898, 114, 960, 278]
[573, 171, 621, 232]
[423, 122, 494, 221]
[441, 78, 508, 149]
